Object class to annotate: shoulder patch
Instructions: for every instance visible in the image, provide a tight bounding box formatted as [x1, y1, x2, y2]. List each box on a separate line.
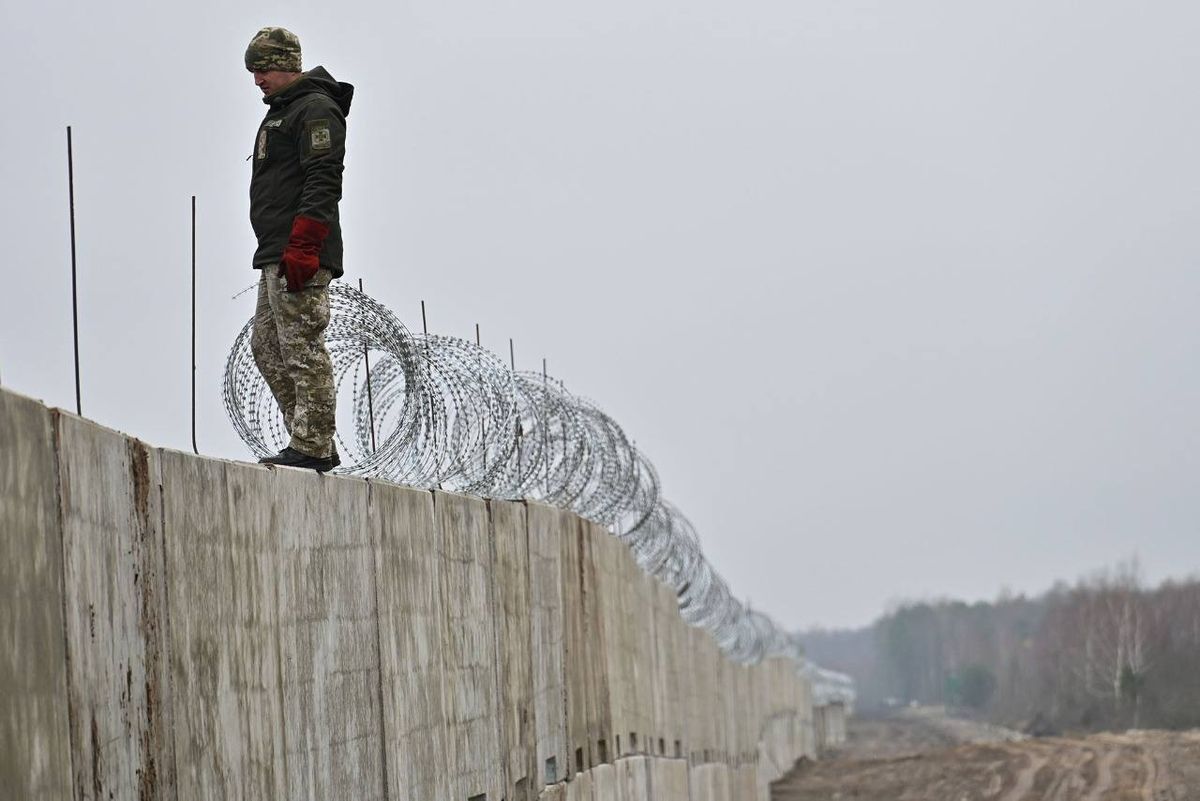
[309, 119, 332, 151]
[265, 119, 283, 128]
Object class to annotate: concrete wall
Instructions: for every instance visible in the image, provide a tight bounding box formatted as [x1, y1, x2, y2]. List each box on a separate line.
[0, 387, 828, 801]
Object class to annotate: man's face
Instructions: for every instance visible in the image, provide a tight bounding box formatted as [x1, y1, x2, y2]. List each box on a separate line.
[252, 70, 299, 97]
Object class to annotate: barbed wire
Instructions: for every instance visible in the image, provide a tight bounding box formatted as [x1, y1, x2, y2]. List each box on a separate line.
[223, 283, 808, 666]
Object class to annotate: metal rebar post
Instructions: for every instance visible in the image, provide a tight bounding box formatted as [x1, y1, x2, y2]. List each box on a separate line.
[420, 300, 437, 486]
[509, 338, 522, 488]
[475, 323, 485, 475]
[67, 126, 81, 416]
[191, 195, 198, 454]
[542, 357, 549, 492]
[359, 279, 377, 452]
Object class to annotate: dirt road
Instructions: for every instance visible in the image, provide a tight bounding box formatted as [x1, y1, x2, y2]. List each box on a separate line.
[772, 711, 1200, 800]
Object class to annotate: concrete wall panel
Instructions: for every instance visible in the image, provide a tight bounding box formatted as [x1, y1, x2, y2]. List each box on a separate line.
[827, 703, 847, 746]
[744, 665, 761, 767]
[594, 530, 632, 759]
[713, 658, 728, 764]
[560, 514, 590, 772]
[646, 582, 666, 756]
[683, 626, 702, 763]
[3, 388, 825, 801]
[689, 763, 730, 801]
[57, 415, 174, 801]
[527, 501, 569, 786]
[539, 783, 569, 801]
[371, 481, 450, 801]
[566, 766, 594, 801]
[615, 756, 649, 801]
[732, 764, 756, 801]
[631, 571, 657, 755]
[591, 763, 616, 801]
[273, 469, 383, 801]
[617, 549, 653, 755]
[654, 583, 686, 758]
[645, 758, 688, 801]
[0, 390, 72, 800]
[735, 666, 752, 764]
[434, 490, 503, 801]
[689, 629, 720, 763]
[582, 521, 613, 766]
[490, 499, 537, 800]
[162, 454, 286, 801]
[814, 706, 827, 753]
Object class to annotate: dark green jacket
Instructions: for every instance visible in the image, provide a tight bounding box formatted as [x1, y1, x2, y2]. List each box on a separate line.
[250, 66, 354, 278]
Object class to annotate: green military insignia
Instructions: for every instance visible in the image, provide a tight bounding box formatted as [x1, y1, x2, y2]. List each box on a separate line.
[257, 128, 268, 159]
[309, 119, 332, 151]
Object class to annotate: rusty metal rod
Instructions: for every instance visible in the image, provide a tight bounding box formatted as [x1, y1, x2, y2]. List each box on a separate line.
[359, 279, 376, 452]
[67, 126, 81, 416]
[191, 195, 198, 454]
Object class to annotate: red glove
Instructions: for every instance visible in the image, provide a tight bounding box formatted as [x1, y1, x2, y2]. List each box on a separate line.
[278, 215, 331, 292]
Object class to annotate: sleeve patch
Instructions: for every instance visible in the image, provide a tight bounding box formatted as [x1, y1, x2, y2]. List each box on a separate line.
[309, 119, 332, 151]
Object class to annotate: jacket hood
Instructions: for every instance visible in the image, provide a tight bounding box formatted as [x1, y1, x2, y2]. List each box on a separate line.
[266, 66, 354, 115]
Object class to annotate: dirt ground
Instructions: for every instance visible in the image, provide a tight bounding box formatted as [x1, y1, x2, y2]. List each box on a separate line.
[771, 709, 1200, 800]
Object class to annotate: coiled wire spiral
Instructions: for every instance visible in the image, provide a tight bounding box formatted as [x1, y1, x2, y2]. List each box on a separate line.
[224, 283, 807, 666]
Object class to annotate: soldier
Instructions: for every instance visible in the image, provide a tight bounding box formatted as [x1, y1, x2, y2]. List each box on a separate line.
[245, 27, 353, 472]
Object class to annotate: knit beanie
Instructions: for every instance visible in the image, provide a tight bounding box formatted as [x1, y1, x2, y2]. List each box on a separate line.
[245, 27, 302, 72]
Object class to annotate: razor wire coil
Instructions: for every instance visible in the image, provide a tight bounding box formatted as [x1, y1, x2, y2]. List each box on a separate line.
[224, 282, 809, 667]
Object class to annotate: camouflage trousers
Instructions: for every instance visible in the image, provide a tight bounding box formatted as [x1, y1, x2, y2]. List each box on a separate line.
[250, 266, 336, 458]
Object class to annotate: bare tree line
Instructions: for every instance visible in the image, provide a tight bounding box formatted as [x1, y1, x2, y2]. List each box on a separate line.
[798, 561, 1200, 733]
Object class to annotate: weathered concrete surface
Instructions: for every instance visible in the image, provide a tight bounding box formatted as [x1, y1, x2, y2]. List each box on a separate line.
[689, 763, 731, 801]
[732, 764, 756, 801]
[652, 762, 691, 796]
[608, 543, 653, 757]
[528, 500, 569, 786]
[647, 758, 689, 801]
[0, 391, 72, 801]
[715, 658, 734, 764]
[2, 387, 822, 801]
[582, 520, 613, 768]
[566, 766, 594, 801]
[560, 513, 590, 773]
[489, 499, 537, 801]
[628, 565, 655, 756]
[820, 703, 847, 748]
[652, 577, 672, 753]
[274, 467, 383, 801]
[539, 782, 569, 801]
[57, 415, 174, 801]
[733, 666, 751, 764]
[435, 489, 505, 801]
[594, 528, 632, 760]
[652, 582, 686, 759]
[592, 762, 616, 799]
[372, 480, 450, 801]
[163, 454, 286, 801]
[687, 627, 720, 764]
[616, 755, 650, 801]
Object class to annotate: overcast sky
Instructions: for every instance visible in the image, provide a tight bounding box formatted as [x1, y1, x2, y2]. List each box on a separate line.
[3, 0, 1198, 629]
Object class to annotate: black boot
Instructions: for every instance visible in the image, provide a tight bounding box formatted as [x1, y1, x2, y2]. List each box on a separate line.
[259, 447, 335, 473]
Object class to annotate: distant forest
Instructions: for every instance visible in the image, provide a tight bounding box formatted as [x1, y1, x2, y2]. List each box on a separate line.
[798, 563, 1200, 733]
